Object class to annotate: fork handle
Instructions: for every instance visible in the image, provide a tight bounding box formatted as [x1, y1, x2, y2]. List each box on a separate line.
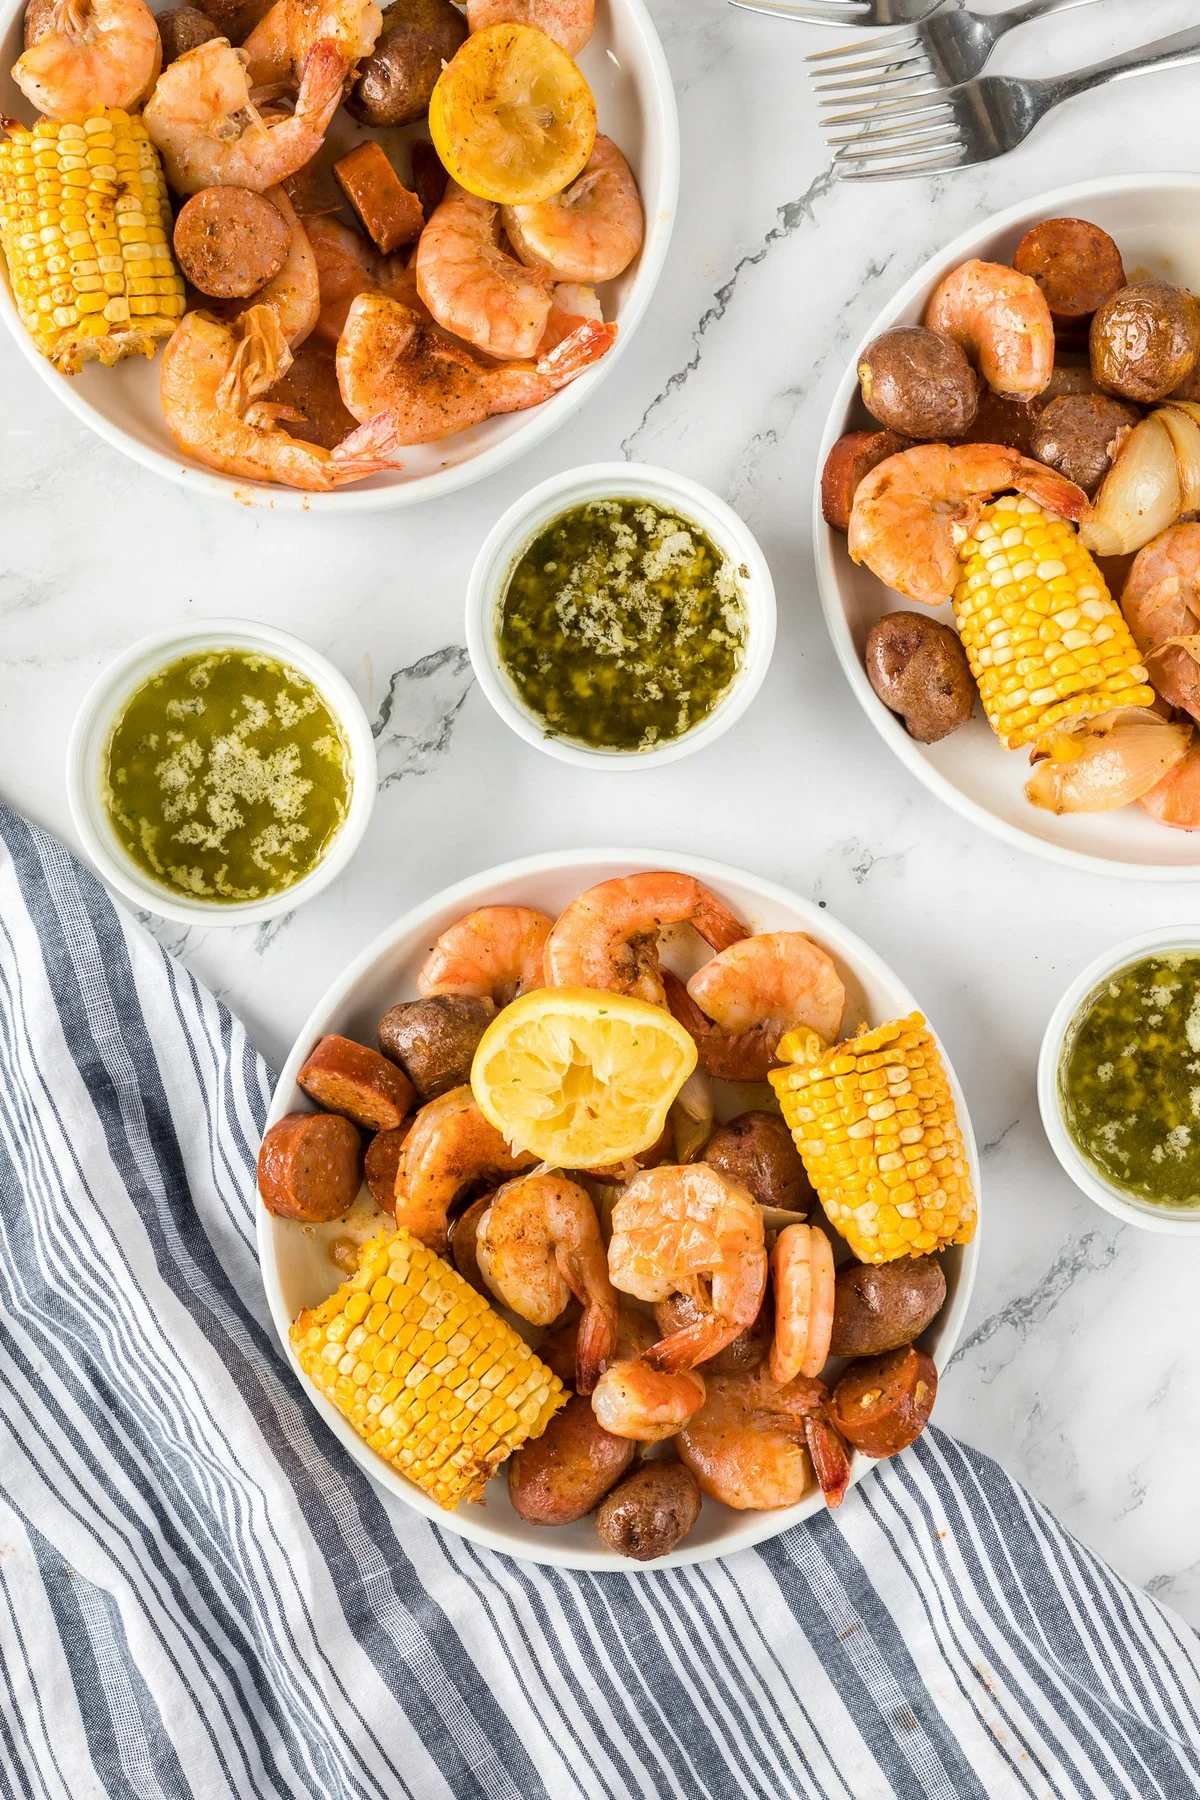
[1050, 26, 1200, 102]
[999, 0, 1104, 29]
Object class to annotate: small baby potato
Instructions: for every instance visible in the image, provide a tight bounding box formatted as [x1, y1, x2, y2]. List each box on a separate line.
[865, 613, 974, 745]
[195, 0, 274, 44]
[1013, 218, 1125, 325]
[348, 0, 469, 126]
[1031, 393, 1139, 497]
[858, 327, 979, 440]
[508, 1394, 636, 1525]
[820, 429, 909, 533]
[1090, 281, 1200, 404]
[377, 995, 495, 1098]
[830, 1257, 946, 1359]
[703, 1111, 811, 1213]
[595, 1461, 702, 1562]
[654, 1291, 770, 1375]
[156, 5, 219, 64]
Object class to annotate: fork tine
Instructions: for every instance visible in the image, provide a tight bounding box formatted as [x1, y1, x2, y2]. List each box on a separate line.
[816, 64, 936, 98]
[830, 120, 960, 155]
[823, 89, 944, 126]
[838, 143, 968, 179]
[822, 89, 951, 125]
[809, 46, 926, 81]
[729, 0, 870, 17]
[805, 29, 915, 63]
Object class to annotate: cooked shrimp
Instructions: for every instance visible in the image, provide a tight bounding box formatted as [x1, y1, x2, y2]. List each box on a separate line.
[465, 0, 593, 56]
[1025, 707, 1191, 814]
[477, 1173, 617, 1392]
[538, 282, 600, 354]
[1140, 742, 1200, 829]
[1122, 525, 1200, 725]
[393, 1085, 538, 1253]
[417, 906, 553, 1007]
[678, 1367, 852, 1510]
[770, 1223, 834, 1385]
[668, 932, 846, 1083]
[335, 294, 615, 441]
[848, 443, 1089, 608]
[242, 187, 319, 346]
[503, 136, 643, 285]
[925, 258, 1054, 400]
[159, 304, 405, 490]
[243, 0, 380, 86]
[13, 0, 160, 117]
[591, 1360, 706, 1442]
[416, 181, 557, 361]
[543, 872, 746, 1005]
[307, 217, 419, 347]
[608, 1165, 767, 1372]
[145, 37, 345, 195]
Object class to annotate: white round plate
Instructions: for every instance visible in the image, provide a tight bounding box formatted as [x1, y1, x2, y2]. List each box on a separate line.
[815, 173, 1200, 880]
[259, 849, 981, 1570]
[0, 0, 678, 510]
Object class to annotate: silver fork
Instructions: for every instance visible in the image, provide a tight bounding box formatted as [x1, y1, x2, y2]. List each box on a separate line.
[729, 0, 943, 28]
[810, 0, 1106, 100]
[825, 25, 1200, 179]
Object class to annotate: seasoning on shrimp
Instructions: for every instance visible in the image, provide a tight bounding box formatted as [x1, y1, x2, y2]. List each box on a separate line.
[497, 498, 749, 752]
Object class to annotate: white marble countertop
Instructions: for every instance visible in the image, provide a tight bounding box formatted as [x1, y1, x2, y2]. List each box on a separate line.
[5, 0, 1200, 1620]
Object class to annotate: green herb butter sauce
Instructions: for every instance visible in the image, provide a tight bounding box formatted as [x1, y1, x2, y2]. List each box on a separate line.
[1060, 951, 1200, 1208]
[496, 498, 748, 751]
[102, 649, 351, 904]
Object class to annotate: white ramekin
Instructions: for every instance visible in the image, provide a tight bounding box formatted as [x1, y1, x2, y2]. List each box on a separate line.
[66, 619, 377, 929]
[1038, 928, 1200, 1235]
[465, 462, 777, 769]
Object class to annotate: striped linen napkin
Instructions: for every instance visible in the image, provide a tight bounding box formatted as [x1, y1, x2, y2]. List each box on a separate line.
[2, 803, 1200, 1800]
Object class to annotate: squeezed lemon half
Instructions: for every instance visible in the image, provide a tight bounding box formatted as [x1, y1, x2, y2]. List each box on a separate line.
[429, 23, 597, 206]
[471, 987, 697, 1167]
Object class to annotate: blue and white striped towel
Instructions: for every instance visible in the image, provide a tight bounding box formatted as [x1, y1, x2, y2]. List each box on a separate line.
[2, 802, 1200, 1800]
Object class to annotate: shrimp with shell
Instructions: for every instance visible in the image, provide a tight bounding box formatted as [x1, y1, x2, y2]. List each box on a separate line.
[144, 36, 345, 195]
[13, 0, 160, 117]
[1121, 524, 1200, 726]
[590, 1360, 706, 1443]
[158, 303, 405, 490]
[242, 0, 381, 87]
[306, 216, 420, 348]
[543, 872, 746, 1006]
[678, 1366, 853, 1510]
[607, 1164, 767, 1372]
[848, 443, 1089, 608]
[925, 258, 1055, 401]
[335, 294, 615, 442]
[503, 136, 644, 286]
[476, 1172, 618, 1393]
[417, 906, 553, 1007]
[393, 1085, 538, 1253]
[666, 931, 846, 1083]
[769, 1222, 835, 1386]
[465, 0, 593, 57]
[416, 181, 561, 361]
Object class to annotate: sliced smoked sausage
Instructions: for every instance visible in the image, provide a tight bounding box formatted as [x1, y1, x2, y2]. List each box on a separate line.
[820, 430, 909, 532]
[830, 1345, 938, 1457]
[173, 187, 292, 299]
[297, 1034, 416, 1132]
[258, 1111, 364, 1221]
[1013, 218, 1125, 325]
[364, 1124, 410, 1213]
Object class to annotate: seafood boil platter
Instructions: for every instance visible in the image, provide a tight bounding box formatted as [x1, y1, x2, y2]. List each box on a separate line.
[8, 0, 1200, 1585]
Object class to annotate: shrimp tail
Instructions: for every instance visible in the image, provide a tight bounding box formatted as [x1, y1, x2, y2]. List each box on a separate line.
[1014, 457, 1090, 524]
[535, 317, 617, 386]
[803, 1412, 853, 1509]
[216, 305, 291, 413]
[661, 970, 773, 1083]
[328, 408, 406, 480]
[573, 1299, 616, 1395]
[296, 36, 349, 133]
[645, 1313, 740, 1374]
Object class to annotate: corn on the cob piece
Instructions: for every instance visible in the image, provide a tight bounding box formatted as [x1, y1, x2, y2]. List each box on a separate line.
[0, 109, 185, 375]
[769, 1014, 976, 1266]
[953, 497, 1154, 751]
[291, 1228, 566, 1510]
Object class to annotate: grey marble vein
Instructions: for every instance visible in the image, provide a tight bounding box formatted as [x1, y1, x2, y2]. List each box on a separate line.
[373, 646, 474, 789]
[948, 1228, 1121, 1371]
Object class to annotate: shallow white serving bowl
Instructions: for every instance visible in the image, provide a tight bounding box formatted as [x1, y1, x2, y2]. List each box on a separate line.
[259, 849, 981, 1570]
[465, 462, 777, 768]
[0, 0, 678, 510]
[1038, 927, 1200, 1234]
[67, 618, 377, 926]
[815, 173, 1200, 880]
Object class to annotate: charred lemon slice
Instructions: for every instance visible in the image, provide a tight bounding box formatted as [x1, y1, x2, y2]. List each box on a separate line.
[429, 23, 597, 206]
[471, 987, 697, 1167]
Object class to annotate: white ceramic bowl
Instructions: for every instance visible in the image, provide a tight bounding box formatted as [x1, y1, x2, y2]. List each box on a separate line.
[258, 849, 981, 1570]
[465, 463, 777, 768]
[1038, 927, 1200, 1234]
[815, 173, 1200, 880]
[0, 0, 678, 510]
[67, 619, 377, 926]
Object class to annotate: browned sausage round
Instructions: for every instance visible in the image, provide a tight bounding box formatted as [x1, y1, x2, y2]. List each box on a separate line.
[508, 1394, 636, 1525]
[364, 1124, 409, 1214]
[156, 6, 219, 64]
[830, 1345, 938, 1457]
[173, 188, 292, 300]
[258, 1112, 364, 1221]
[595, 1461, 702, 1561]
[263, 342, 359, 452]
[450, 1190, 493, 1296]
[297, 1034, 416, 1133]
[377, 995, 495, 1099]
[1013, 218, 1126, 324]
[703, 1110, 812, 1212]
[820, 429, 909, 533]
